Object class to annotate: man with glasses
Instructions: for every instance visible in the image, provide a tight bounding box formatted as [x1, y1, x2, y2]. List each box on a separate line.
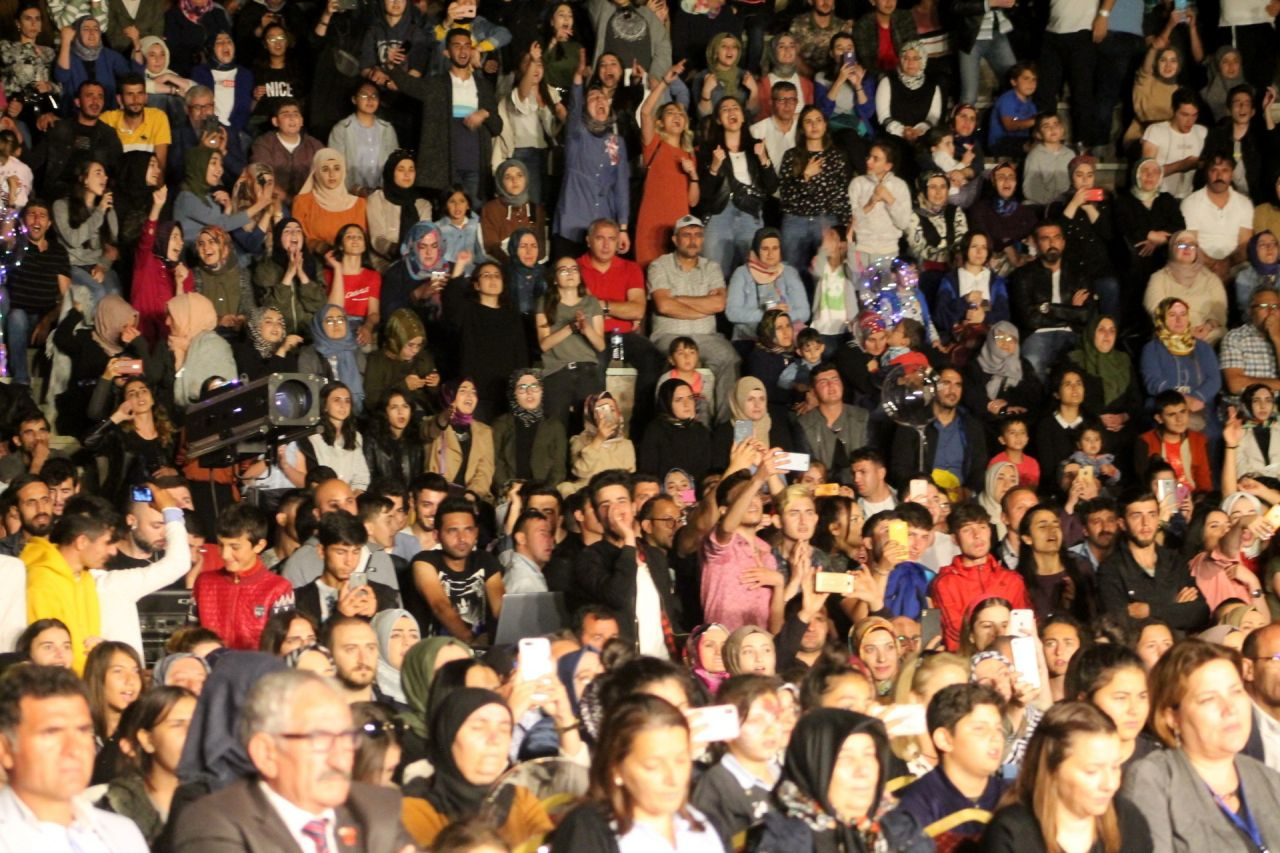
[1221, 286, 1280, 396]
[1242, 623, 1280, 771]
[173, 669, 412, 850]
[749, 80, 799, 171]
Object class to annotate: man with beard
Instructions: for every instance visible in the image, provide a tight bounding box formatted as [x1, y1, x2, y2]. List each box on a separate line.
[28, 80, 123, 195]
[323, 616, 383, 704]
[2, 203, 71, 390]
[1098, 488, 1208, 632]
[0, 412, 67, 484]
[1069, 497, 1119, 571]
[295, 513, 399, 626]
[1009, 219, 1094, 380]
[99, 73, 171, 168]
[889, 367, 988, 493]
[1181, 152, 1255, 281]
[0, 476, 54, 557]
[412, 497, 504, 643]
[796, 363, 870, 481]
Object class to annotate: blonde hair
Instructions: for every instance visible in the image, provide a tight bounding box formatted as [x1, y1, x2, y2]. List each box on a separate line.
[656, 101, 695, 153]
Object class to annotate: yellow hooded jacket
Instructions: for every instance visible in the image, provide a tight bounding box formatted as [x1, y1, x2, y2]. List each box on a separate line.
[24, 537, 101, 673]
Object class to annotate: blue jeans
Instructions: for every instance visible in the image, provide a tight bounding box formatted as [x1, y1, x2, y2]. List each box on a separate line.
[702, 205, 761, 276]
[513, 147, 546, 206]
[781, 213, 836, 278]
[1094, 275, 1121, 323]
[453, 169, 481, 210]
[958, 34, 1017, 107]
[5, 307, 33, 385]
[1022, 329, 1077, 381]
[71, 265, 121, 306]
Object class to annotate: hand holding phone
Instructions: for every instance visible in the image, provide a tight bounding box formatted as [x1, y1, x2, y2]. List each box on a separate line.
[685, 705, 741, 742]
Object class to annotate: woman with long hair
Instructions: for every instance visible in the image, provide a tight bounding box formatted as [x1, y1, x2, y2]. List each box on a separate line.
[1064, 643, 1157, 773]
[634, 62, 699, 270]
[443, 261, 529, 419]
[491, 368, 568, 490]
[323, 222, 381, 347]
[1223, 384, 1280, 484]
[299, 381, 369, 491]
[489, 43, 561, 211]
[424, 378, 495, 498]
[364, 389, 428, 484]
[696, 94, 777, 276]
[1015, 504, 1097, 625]
[82, 377, 177, 503]
[133, 186, 194, 345]
[350, 701, 405, 787]
[537, 257, 605, 426]
[814, 33, 877, 164]
[778, 106, 852, 274]
[53, 293, 154, 436]
[84, 640, 144, 784]
[53, 158, 121, 300]
[14, 618, 74, 668]
[981, 702, 1151, 852]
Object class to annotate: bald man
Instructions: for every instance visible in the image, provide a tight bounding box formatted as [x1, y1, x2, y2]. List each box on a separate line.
[280, 479, 400, 592]
[1244, 622, 1280, 772]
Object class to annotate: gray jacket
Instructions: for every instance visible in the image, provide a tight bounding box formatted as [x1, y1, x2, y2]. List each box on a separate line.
[1123, 747, 1280, 853]
[796, 404, 870, 470]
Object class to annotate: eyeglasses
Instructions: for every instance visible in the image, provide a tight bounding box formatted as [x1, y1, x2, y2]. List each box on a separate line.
[357, 92, 379, 100]
[994, 334, 1016, 344]
[274, 729, 360, 752]
[555, 267, 579, 276]
[516, 382, 541, 392]
[324, 316, 348, 325]
[266, 35, 287, 43]
[1174, 242, 1197, 250]
[1254, 303, 1280, 311]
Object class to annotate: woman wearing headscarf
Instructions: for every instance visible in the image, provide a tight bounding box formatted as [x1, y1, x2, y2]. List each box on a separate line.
[744, 310, 798, 410]
[504, 228, 547, 357]
[726, 227, 811, 341]
[133, 188, 195, 344]
[907, 170, 969, 282]
[1143, 229, 1228, 346]
[252, 218, 328, 336]
[398, 636, 474, 768]
[1126, 39, 1185, 145]
[1067, 315, 1142, 454]
[638, 378, 713, 483]
[379, 221, 461, 325]
[1114, 157, 1186, 313]
[162, 0, 231, 76]
[52, 16, 133, 108]
[963, 322, 1042, 435]
[564, 391, 635, 494]
[402, 688, 554, 847]
[1140, 297, 1222, 437]
[364, 308, 439, 414]
[684, 623, 730, 695]
[370, 608, 419, 711]
[757, 32, 814, 115]
[965, 161, 1039, 276]
[365, 150, 433, 269]
[425, 378, 495, 498]
[491, 368, 568, 490]
[174, 147, 274, 250]
[977, 460, 1021, 541]
[556, 647, 602, 728]
[1225, 383, 1280, 480]
[1234, 230, 1280, 314]
[1255, 176, 1280, 239]
[231, 306, 300, 380]
[750, 709, 931, 852]
[874, 42, 942, 142]
[1201, 45, 1246, 122]
[191, 224, 255, 332]
[292, 148, 368, 254]
[165, 291, 236, 409]
[1046, 154, 1122, 321]
[693, 33, 758, 117]
[711, 375, 793, 467]
[296, 304, 367, 412]
[52, 293, 152, 435]
[722, 625, 777, 677]
[480, 159, 547, 264]
[137, 36, 192, 99]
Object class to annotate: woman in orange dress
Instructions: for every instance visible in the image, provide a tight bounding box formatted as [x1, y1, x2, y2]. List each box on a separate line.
[634, 61, 701, 269]
[292, 148, 368, 254]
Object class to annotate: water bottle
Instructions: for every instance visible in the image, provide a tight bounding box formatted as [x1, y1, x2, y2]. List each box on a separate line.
[609, 331, 625, 366]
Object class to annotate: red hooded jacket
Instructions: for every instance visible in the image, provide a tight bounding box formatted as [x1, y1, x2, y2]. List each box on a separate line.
[930, 553, 1032, 651]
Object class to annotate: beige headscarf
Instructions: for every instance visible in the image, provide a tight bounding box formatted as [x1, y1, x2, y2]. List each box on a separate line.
[729, 376, 772, 444]
[92, 294, 139, 357]
[166, 292, 219, 370]
[299, 148, 359, 213]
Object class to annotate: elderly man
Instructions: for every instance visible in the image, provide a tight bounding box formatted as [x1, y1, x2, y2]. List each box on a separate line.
[0, 666, 149, 850]
[172, 669, 411, 852]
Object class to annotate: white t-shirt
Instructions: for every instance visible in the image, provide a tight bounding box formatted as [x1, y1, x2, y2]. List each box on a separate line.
[1048, 0, 1098, 33]
[1219, 0, 1273, 26]
[749, 117, 797, 182]
[1142, 121, 1208, 199]
[1181, 187, 1256, 260]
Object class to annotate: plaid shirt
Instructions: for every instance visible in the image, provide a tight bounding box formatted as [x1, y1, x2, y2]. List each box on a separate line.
[1220, 323, 1278, 380]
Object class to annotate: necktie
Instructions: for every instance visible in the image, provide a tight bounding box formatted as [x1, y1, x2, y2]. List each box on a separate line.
[302, 818, 330, 853]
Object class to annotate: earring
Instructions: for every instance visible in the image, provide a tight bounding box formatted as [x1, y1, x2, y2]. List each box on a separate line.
[613, 777, 623, 787]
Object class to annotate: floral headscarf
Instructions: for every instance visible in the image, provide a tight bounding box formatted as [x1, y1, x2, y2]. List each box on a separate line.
[1154, 297, 1195, 356]
[507, 368, 544, 428]
[897, 41, 927, 90]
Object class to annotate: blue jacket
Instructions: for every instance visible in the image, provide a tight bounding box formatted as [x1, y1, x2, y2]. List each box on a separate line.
[191, 63, 254, 133]
[553, 84, 629, 243]
[725, 264, 810, 340]
[54, 50, 135, 115]
[1139, 338, 1221, 407]
[933, 270, 1011, 344]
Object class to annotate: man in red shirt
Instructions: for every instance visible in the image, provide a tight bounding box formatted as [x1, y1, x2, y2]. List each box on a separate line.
[577, 218, 664, 425]
[1136, 390, 1212, 494]
[193, 503, 294, 650]
[931, 500, 1032, 651]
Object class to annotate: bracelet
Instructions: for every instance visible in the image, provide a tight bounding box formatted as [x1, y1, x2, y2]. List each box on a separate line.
[556, 718, 581, 734]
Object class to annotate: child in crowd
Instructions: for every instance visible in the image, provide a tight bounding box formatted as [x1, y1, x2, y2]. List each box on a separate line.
[1022, 113, 1073, 205]
[1137, 390, 1213, 493]
[434, 186, 486, 276]
[988, 62, 1039, 156]
[192, 503, 294, 650]
[990, 415, 1040, 490]
[0, 130, 32, 209]
[779, 327, 827, 394]
[658, 336, 712, 427]
[925, 127, 974, 202]
[883, 317, 930, 371]
[1068, 419, 1121, 485]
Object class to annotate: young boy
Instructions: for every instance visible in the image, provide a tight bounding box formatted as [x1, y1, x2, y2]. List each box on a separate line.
[1137, 390, 1212, 493]
[1068, 419, 1121, 485]
[895, 683, 1007, 847]
[659, 336, 712, 426]
[990, 415, 1040, 490]
[192, 503, 294, 650]
[779, 327, 826, 393]
[883, 317, 930, 371]
[1022, 113, 1073, 205]
[988, 62, 1039, 156]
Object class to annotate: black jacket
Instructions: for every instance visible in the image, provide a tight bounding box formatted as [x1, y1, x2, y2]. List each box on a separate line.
[573, 539, 683, 642]
[388, 67, 502, 196]
[696, 140, 778, 218]
[888, 413, 987, 493]
[1097, 543, 1209, 632]
[1009, 261, 1094, 334]
[293, 578, 402, 626]
[980, 798, 1152, 853]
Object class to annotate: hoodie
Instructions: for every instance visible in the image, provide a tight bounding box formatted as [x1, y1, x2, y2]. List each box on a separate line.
[24, 537, 101, 673]
[929, 552, 1031, 651]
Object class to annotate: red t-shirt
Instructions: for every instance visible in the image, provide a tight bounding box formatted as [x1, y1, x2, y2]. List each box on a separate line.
[324, 267, 382, 318]
[877, 24, 898, 72]
[577, 254, 644, 334]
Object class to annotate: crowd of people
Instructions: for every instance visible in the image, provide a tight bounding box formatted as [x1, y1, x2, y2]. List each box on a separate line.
[8, 0, 1280, 849]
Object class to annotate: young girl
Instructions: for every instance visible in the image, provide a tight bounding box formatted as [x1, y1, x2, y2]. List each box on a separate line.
[1068, 419, 1121, 485]
[133, 185, 194, 343]
[434, 186, 486, 277]
[85, 641, 144, 784]
[536, 256, 606, 425]
[926, 127, 975, 201]
[658, 337, 712, 426]
[1022, 113, 1073, 205]
[324, 223, 382, 347]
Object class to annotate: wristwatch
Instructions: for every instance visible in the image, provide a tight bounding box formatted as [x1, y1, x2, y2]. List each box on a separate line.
[1097, 8, 1110, 16]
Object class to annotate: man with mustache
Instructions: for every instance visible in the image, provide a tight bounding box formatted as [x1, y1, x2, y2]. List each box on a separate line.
[1181, 152, 1255, 281]
[0, 475, 54, 557]
[172, 669, 413, 850]
[1009, 219, 1095, 381]
[324, 616, 382, 704]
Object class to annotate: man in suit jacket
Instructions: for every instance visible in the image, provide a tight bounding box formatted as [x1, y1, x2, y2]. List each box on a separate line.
[172, 669, 412, 852]
[293, 512, 401, 626]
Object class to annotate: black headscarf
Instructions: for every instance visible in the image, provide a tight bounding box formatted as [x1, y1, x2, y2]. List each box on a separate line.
[657, 377, 695, 427]
[412, 687, 515, 824]
[176, 651, 288, 790]
[381, 149, 428, 239]
[507, 367, 544, 428]
[775, 709, 891, 853]
[271, 217, 318, 279]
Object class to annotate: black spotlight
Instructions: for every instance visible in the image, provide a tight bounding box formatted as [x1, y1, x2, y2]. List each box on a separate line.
[185, 373, 325, 458]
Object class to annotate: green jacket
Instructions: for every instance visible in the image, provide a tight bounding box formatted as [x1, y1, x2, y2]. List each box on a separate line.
[491, 413, 567, 491]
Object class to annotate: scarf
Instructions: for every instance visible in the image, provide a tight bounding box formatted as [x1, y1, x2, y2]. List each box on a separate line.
[976, 321, 1022, 399]
[505, 227, 544, 314]
[1155, 297, 1196, 357]
[71, 16, 101, 61]
[774, 709, 891, 853]
[747, 226, 784, 285]
[139, 36, 172, 78]
[245, 306, 280, 358]
[1154, 47, 1181, 85]
[381, 149, 428, 237]
[1070, 315, 1131, 405]
[657, 378, 695, 427]
[400, 636, 472, 739]
[182, 146, 216, 201]
[494, 159, 530, 207]
[706, 33, 743, 93]
[756, 311, 790, 354]
[897, 41, 927, 91]
[371, 608, 418, 704]
[582, 391, 621, 440]
[153, 652, 209, 687]
[582, 84, 614, 136]
[443, 380, 476, 428]
[270, 217, 319, 278]
[1164, 229, 1204, 288]
[179, 0, 213, 23]
[166, 292, 218, 371]
[770, 38, 797, 77]
[683, 623, 730, 694]
[1130, 157, 1162, 206]
[207, 30, 236, 71]
[915, 170, 946, 216]
[722, 625, 773, 676]
[299, 148, 358, 212]
[1202, 46, 1245, 117]
[382, 307, 426, 360]
[1248, 231, 1280, 280]
[401, 221, 448, 282]
[979, 460, 1018, 537]
[849, 618, 897, 695]
[91, 294, 138, 357]
[310, 304, 365, 408]
[508, 368, 544, 428]
[729, 376, 772, 445]
[177, 652, 287, 788]
[153, 221, 182, 267]
[415, 688, 514, 823]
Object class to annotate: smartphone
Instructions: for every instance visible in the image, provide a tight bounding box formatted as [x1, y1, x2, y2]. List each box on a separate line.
[1265, 504, 1280, 528]
[130, 485, 153, 503]
[777, 451, 811, 472]
[1084, 188, 1104, 203]
[886, 519, 909, 551]
[1010, 608, 1036, 638]
[1175, 482, 1190, 504]
[1155, 479, 1176, 504]
[878, 704, 927, 737]
[842, 48, 856, 67]
[1011, 636, 1041, 689]
[920, 608, 942, 649]
[679, 488, 697, 505]
[732, 419, 754, 444]
[685, 705, 741, 742]
[1077, 465, 1094, 484]
[814, 482, 841, 497]
[518, 637, 553, 682]
[119, 359, 144, 375]
[1173, 0, 1188, 10]
[347, 570, 368, 589]
[814, 571, 854, 595]
[908, 478, 929, 502]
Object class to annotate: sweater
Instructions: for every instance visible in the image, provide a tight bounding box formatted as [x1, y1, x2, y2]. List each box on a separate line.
[24, 537, 101, 673]
[191, 560, 294, 650]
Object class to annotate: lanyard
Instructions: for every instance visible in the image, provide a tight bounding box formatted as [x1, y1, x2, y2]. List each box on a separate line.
[1209, 784, 1269, 853]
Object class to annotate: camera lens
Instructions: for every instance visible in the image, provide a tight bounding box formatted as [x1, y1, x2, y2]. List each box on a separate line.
[273, 379, 312, 420]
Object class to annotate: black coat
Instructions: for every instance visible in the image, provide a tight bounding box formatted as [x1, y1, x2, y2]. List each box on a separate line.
[888, 413, 988, 493]
[1009, 261, 1094, 334]
[573, 540, 683, 641]
[637, 418, 713, 481]
[388, 67, 502, 197]
[293, 578, 402, 626]
[980, 799, 1153, 853]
